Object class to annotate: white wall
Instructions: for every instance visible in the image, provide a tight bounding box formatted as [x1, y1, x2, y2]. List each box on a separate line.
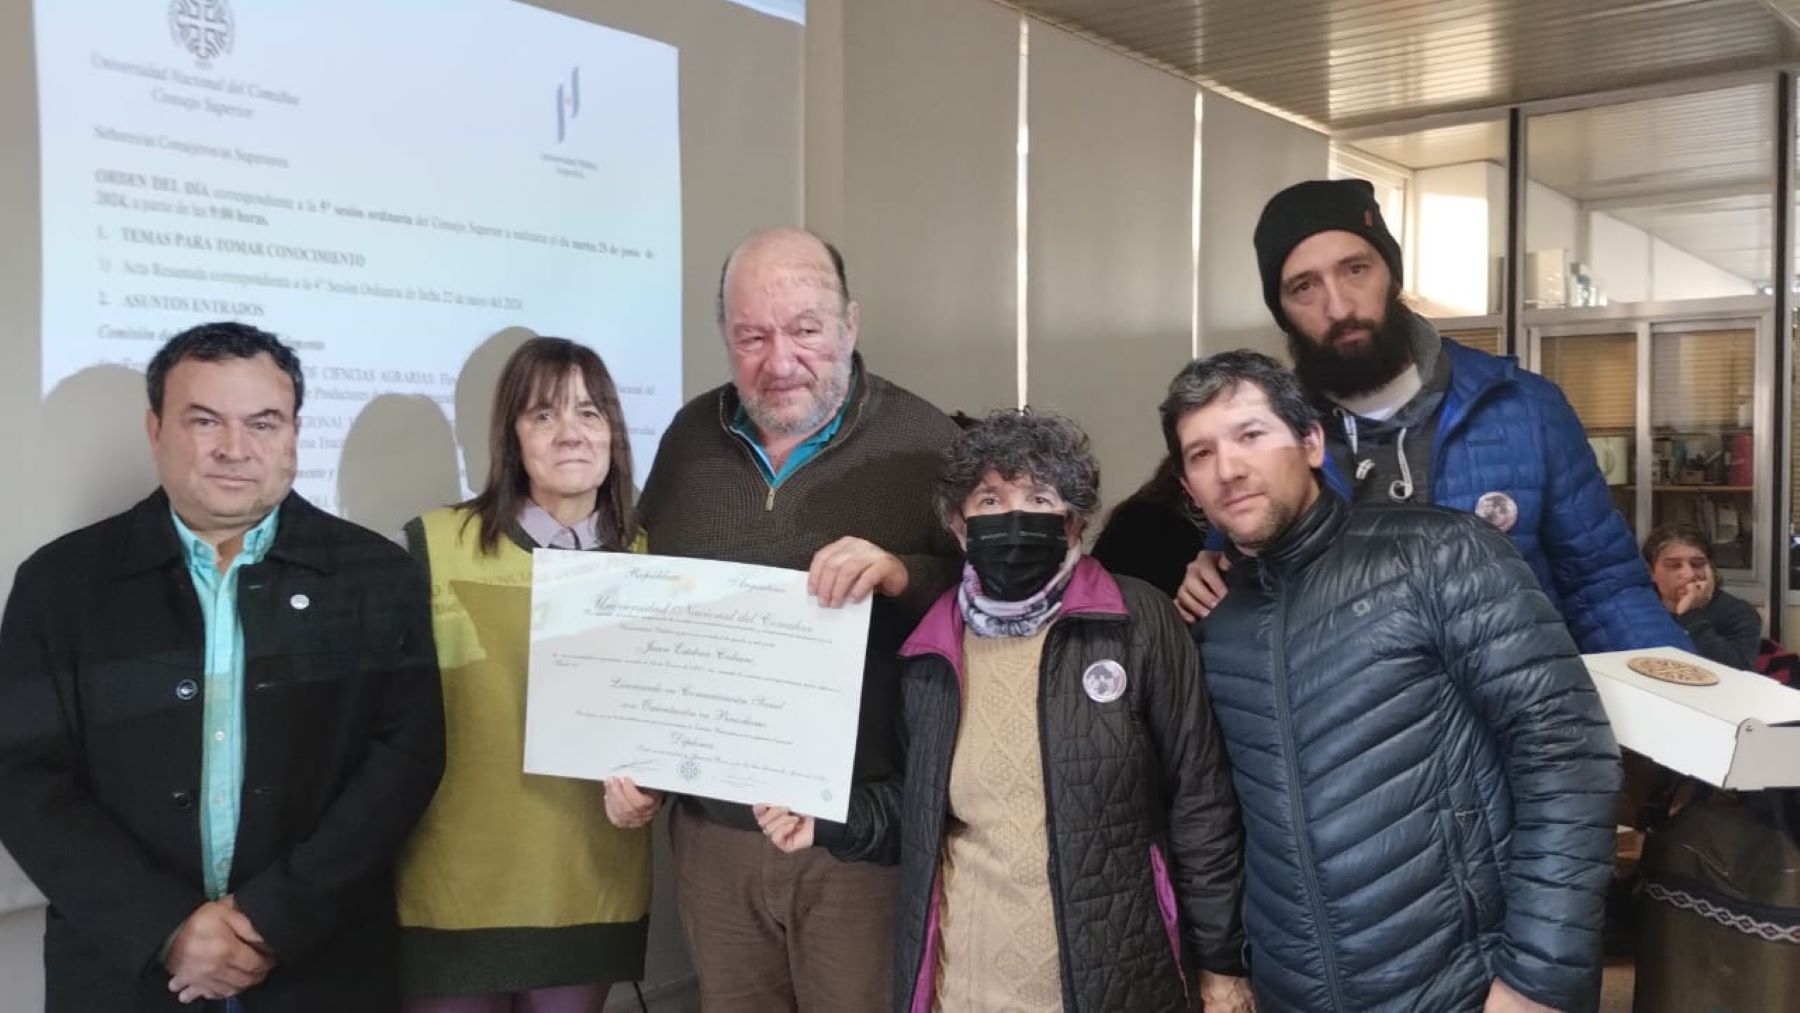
[1582, 206, 1754, 304]
[1486, 162, 1509, 293]
[1411, 162, 1501, 317]
[1198, 92, 1330, 359]
[807, 0, 1021, 416]
[1526, 179, 1580, 262]
[0, 0, 41, 933]
[1650, 236, 1758, 300]
[1026, 22, 1198, 509]
[0, 908, 43, 1013]
[1588, 211, 1653, 304]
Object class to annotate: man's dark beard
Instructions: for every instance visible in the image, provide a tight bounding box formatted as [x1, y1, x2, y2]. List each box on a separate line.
[1288, 295, 1416, 399]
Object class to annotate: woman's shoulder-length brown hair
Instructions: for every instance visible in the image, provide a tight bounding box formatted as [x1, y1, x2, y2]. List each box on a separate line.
[460, 336, 638, 554]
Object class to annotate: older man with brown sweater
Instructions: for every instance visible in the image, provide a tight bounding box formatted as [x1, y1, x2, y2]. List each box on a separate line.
[626, 227, 961, 1011]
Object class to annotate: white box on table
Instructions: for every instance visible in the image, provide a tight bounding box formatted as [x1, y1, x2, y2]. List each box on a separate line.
[1583, 647, 1800, 790]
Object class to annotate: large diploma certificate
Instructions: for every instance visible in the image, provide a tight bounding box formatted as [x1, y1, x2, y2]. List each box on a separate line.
[524, 551, 871, 821]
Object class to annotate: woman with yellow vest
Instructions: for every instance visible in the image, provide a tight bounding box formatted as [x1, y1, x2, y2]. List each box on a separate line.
[398, 337, 650, 1013]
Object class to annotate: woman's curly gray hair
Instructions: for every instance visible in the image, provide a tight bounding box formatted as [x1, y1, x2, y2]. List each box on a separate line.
[935, 408, 1101, 528]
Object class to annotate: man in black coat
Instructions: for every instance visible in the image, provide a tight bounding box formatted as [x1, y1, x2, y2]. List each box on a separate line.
[1162, 349, 1620, 1013]
[0, 322, 445, 1012]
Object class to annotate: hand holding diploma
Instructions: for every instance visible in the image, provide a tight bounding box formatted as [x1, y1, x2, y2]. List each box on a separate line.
[753, 805, 814, 852]
[806, 536, 910, 608]
[603, 777, 662, 829]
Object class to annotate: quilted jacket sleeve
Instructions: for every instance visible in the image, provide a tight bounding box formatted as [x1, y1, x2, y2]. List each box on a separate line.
[815, 658, 925, 867]
[1532, 379, 1690, 653]
[814, 775, 902, 866]
[1131, 585, 1246, 976]
[1424, 515, 1621, 1011]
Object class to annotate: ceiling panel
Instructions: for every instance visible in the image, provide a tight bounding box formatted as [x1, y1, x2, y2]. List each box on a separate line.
[1346, 120, 1507, 170]
[1526, 84, 1777, 204]
[1011, 0, 1800, 131]
[1530, 85, 1777, 285]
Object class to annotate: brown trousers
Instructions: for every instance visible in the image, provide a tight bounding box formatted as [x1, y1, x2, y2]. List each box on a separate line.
[669, 800, 900, 1012]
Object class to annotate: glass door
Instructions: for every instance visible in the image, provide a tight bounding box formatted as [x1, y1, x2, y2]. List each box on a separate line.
[1648, 320, 1766, 582]
[1530, 313, 1772, 595]
[1535, 326, 1640, 532]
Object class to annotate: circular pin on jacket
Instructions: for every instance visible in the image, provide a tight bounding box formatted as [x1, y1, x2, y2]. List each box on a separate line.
[1474, 491, 1519, 533]
[1082, 660, 1127, 704]
[290, 593, 310, 610]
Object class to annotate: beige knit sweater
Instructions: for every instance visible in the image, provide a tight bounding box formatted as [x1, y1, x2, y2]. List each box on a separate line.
[934, 627, 1063, 1012]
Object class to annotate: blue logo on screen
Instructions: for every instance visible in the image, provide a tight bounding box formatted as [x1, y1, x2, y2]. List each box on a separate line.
[169, 0, 235, 66]
[556, 67, 581, 143]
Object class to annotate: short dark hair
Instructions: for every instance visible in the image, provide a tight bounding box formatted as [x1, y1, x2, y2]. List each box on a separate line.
[1644, 524, 1710, 567]
[1159, 349, 1319, 458]
[935, 408, 1100, 529]
[147, 321, 304, 417]
[715, 230, 852, 325]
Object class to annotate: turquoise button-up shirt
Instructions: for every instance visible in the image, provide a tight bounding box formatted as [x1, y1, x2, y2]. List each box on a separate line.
[731, 386, 852, 486]
[171, 506, 280, 900]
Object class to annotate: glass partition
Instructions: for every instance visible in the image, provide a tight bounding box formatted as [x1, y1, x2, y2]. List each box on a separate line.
[1525, 83, 1775, 309]
[1649, 323, 1758, 573]
[1538, 329, 1639, 530]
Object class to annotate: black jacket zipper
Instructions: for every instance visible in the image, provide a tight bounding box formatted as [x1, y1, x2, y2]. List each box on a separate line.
[1269, 595, 1349, 1009]
[910, 651, 966, 1013]
[1035, 623, 1083, 1011]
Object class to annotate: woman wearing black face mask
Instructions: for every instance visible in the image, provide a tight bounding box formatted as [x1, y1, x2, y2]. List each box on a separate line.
[754, 409, 1250, 1013]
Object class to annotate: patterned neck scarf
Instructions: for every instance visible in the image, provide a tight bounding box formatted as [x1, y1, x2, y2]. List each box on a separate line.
[958, 547, 1081, 639]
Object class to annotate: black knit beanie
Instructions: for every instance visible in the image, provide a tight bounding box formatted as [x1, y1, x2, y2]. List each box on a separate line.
[1254, 179, 1404, 329]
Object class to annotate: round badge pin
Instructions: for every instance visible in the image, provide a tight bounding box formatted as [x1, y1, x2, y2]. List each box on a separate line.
[1473, 491, 1519, 533]
[289, 593, 310, 611]
[1082, 660, 1128, 704]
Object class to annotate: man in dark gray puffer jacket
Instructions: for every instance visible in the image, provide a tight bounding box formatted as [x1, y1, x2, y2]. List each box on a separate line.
[1161, 349, 1621, 1013]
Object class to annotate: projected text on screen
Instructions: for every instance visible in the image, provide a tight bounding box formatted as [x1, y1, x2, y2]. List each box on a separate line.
[36, 0, 683, 509]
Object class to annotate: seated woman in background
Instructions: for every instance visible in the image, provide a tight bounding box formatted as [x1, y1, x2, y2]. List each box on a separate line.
[1643, 523, 1761, 671]
[1091, 452, 1210, 598]
[1633, 523, 1799, 1012]
[396, 337, 651, 1013]
[756, 408, 1250, 1013]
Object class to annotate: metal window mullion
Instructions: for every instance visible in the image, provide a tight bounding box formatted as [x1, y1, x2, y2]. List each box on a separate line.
[1637, 319, 1653, 544]
[1772, 71, 1794, 634]
[1505, 107, 1525, 356]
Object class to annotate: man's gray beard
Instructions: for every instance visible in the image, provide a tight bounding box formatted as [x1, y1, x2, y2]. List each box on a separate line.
[742, 363, 851, 438]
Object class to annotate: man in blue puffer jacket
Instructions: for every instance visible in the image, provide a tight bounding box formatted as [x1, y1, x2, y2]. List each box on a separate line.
[1177, 178, 1689, 656]
[1165, 349, 1621, 1012]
